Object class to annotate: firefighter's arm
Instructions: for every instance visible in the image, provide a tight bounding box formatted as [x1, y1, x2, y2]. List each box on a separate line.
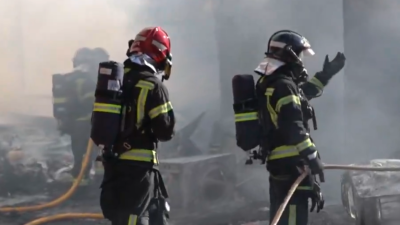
[301, 52, 346, 100]
[299, 74, 326, 100]
[146, 83, 175, 142]
[271, 82, 318, 160]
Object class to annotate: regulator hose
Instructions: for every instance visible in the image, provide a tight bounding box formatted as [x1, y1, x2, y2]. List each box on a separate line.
[270, 163, 400, 225]
[0, 139, 94, 213]
[22, 163, 400, 225]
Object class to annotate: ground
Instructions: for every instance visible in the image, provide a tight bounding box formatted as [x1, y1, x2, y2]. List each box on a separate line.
[0, 197, 353, 225]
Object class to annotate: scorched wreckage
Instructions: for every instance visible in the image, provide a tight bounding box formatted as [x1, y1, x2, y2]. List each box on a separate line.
[341, 159, 400, 225]
[0, 114, 270, 225]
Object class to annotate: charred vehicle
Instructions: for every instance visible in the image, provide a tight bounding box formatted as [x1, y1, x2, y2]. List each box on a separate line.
[341, 159, 400, 225]
[0, 117, 72, 196]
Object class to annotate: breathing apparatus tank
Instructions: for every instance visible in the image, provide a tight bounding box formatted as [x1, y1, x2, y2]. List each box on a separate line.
[232, 74, 261, 151]
[90, 61, 124, 150]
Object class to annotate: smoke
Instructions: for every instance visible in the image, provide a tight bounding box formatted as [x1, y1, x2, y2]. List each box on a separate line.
[119, 0, 348, 207]
[0, 0, 136, 116]
[114, 0, 221, 151]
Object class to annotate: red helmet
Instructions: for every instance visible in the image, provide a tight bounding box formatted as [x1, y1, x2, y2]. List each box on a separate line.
[128, 27, 172, 79]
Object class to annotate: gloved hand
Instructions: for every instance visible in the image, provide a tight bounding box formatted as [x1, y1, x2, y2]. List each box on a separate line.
[310, 180, 324, 213]
[148, 197, 170, 224]
[321, 52, 346, 77]
[126, 39, 134, 57]
[307, 155, 324, 176]
[102, 150, 118, 163]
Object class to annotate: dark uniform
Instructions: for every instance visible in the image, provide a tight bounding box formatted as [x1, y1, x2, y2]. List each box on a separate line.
[100, 62, 174, 225]
[65, 68, 96, 181]
[254, 30, 345, 225]
[99, 26, 174, 225]
[55, 47, 109, 184]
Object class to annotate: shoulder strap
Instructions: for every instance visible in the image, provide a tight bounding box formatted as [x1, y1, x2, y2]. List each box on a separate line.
[119, 73, 141, 133]
[120, 73, 159, 147]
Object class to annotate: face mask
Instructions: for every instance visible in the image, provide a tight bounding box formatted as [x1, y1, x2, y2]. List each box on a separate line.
[292, 65, 309, 84]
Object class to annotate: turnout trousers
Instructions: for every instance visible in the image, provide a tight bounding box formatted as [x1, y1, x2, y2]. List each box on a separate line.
[70, 120, 92, 178]
[269, 174, 311, 225]
[100, 160, 168, 225]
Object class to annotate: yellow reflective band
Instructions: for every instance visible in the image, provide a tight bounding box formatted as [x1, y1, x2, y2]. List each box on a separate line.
[268, 145, 299, 160]
[289, 205, 296, 225]
[297, 186, 312, 190]
[136, 88, 149, 126]
[265, 88, 275, 96]
[136, 80, 155, 90]
[270, 174, 292, 180]
[76, 113, 92, 121]
[128, 214, 138, 225]
[135, 80, 154, 127]
[309, 76, 324, 90]
[149, 101, 173, 119]
[124, 68, 131, 74]
[268, 138, 315, 160]
[119, 149, 158, 164]
[234, 112, 258, 122]
[53, 97, 67, 104]
[265, 88, 278, 128]
[275, 95, 301, 112]
[93, 103, 121, 114]
[296, 138, 314, 152]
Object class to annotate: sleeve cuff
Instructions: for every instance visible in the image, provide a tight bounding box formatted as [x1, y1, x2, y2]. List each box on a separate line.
[296, 138, 318, 159]
[312, 72, 330, 87]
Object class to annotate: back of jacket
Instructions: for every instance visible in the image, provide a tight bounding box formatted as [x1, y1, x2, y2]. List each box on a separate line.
[115, 61, 175, 167]
[256, 66, 319, 175]
[64, 67, 96, 122]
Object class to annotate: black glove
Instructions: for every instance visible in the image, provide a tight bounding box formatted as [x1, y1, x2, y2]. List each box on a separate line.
[102, 149, 118, 163]
[148, 197, 170, 224]
[310, 180, 324, 213]
[307, 155, 324, 176]
[321, 52, 346, 78]
[126, 39, 134, 57]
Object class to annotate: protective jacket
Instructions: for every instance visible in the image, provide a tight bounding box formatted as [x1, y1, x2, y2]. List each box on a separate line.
[113, 60, 175, 168]
[65, 68, 96, 122]
[256, 65, 330, 174]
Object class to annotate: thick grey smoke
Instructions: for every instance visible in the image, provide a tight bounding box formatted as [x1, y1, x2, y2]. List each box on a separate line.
[344, 0, 400, 161]
[0, 0, 135, 117]
[113, 0, 221, 150]
[2, 0, 400, 215]
[210, 0, 346, 203]
[117, 0, 348, 205]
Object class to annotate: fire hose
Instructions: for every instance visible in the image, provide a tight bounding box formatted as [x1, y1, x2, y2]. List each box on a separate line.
[270, 164, 400, 225]
[0, 139, 94, 213]
[1, 139, 400, 225]
[0, 138, 101, 224]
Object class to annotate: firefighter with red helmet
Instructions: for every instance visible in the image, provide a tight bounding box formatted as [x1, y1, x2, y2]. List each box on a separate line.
[99, 27, 175, 225]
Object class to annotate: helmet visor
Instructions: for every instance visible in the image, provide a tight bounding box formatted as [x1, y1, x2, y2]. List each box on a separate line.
[303, 48, 315, 56]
